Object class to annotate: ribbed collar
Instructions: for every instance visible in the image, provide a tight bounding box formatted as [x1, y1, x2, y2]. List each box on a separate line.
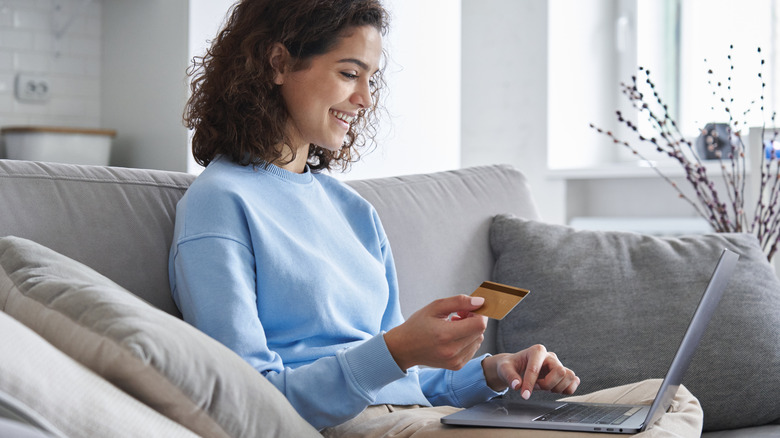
[213, 155, 315, 185]
[256, 161, 314, 185]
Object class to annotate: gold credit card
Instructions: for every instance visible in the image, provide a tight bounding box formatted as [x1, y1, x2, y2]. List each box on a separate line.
[470, 281, 530, 320]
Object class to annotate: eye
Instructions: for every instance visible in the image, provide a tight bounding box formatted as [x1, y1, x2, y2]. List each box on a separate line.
[341, 72, 358, 80]
[369, 73, 380, 90]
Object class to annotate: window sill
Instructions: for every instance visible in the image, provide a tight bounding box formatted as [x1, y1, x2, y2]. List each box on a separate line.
[546, 160, 738, 180]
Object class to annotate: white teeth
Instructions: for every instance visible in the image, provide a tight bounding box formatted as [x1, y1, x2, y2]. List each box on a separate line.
[330, 109, 355, 124]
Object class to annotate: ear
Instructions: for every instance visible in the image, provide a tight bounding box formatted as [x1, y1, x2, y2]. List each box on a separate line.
[269, 43, 289, 85]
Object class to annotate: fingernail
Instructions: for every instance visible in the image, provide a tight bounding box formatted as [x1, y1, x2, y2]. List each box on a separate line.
[511, 379, 521, 390]
[470, 296, 485, 306]
[522, 389, 531, 400]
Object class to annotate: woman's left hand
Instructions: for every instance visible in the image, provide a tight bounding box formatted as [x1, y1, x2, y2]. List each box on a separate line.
[481, 345, 580, 399]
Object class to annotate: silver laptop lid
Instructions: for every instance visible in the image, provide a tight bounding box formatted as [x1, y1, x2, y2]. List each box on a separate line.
[641, 248, 739, 431]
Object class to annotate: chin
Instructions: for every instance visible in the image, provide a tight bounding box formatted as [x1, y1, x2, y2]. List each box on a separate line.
[318, 141, 347, 153]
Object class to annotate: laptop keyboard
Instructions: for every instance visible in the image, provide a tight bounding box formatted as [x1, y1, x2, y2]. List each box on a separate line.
[534, 403, 641, 425]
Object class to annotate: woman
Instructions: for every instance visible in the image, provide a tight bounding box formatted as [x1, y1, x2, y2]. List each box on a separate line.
[170, 0, 702, 436]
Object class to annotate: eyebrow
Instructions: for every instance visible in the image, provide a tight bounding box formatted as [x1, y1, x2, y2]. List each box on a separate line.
[338, 58, 376, 73]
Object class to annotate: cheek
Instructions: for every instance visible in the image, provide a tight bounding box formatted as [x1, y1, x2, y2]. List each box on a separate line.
[280, 85, 302, 115]
[284, 86, 328, 119]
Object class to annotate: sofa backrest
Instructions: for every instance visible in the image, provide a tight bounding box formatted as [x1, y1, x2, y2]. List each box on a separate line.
[0, 160, 194, 315]
[0, 160, 541, 352]
[346, 165, 541, 353]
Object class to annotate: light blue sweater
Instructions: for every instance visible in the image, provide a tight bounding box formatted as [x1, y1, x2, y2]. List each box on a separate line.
[168, 157, 501, 429]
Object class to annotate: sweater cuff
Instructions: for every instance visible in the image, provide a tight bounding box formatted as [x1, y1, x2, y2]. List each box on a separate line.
[450, 354, 507, 407]
[336, 333, 407, 401]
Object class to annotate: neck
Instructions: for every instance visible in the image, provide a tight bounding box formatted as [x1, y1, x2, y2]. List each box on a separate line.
[274, 143, 309, 174]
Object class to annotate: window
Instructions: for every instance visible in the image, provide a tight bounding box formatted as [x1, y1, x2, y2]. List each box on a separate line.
[548, 0, 779, 169]
[640, 0, 776, 137]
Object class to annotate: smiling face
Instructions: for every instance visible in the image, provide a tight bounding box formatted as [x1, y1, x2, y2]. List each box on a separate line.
[273, 25, 383, 164]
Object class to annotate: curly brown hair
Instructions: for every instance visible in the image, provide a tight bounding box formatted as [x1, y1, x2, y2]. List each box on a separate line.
[184, 0, 389, 172]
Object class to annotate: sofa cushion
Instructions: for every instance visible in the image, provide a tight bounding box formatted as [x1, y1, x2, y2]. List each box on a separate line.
[0, 236, 320, 438]
[490, 215, 780, 431]
[0, 311, 198, 437]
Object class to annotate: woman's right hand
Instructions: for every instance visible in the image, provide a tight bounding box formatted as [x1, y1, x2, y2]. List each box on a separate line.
[383, 295, 488, 371]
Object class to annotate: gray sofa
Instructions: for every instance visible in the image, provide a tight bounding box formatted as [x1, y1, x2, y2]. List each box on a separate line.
[0, 159, 778, 437]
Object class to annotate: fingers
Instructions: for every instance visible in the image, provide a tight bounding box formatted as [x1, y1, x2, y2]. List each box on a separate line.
[517, 344, 549, 399]
[513, 346, 580, 399]
[431, 294, 485, 318]
[496, 358, 523, 392]
[551, 372, 580, 395]
[430, 296, 487, 370]
[452, 331, 486, 369]
[430, 295, 487, 345]
[415, 328, 483, 371]
[386, 295, 488, 371]
[431, 319, 486, 370]
[538, 362, 579, 395]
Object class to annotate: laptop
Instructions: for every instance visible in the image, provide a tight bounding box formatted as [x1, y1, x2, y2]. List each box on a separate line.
[441, 248, 739, 434]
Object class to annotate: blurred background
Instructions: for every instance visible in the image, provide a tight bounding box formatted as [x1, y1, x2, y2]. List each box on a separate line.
[0, 0, 777, 232]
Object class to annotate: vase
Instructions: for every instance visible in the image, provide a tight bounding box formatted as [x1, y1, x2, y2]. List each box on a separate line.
[695, 123, 731, 160]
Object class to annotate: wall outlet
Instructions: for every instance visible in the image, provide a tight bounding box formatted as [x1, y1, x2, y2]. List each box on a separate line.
[15, 73, 51, 103]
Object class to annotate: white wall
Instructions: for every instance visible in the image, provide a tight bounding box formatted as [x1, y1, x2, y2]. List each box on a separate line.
[187, 0, 235, 174]
[548, 0, 626, 169]
[101, 0, 190, 171]
[338, 0, 461, 180]
[461, 0, 566, 224]
[186, 0, 235, 174]
[0, 0, 102, 131]
[188, 0, 233, 58]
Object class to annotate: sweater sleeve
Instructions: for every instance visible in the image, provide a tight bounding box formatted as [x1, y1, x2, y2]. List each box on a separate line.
[418, 355, 506, 407]
[170, 235, 407, 430]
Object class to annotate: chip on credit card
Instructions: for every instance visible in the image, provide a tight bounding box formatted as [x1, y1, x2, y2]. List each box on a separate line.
[470, 281, 530, 320]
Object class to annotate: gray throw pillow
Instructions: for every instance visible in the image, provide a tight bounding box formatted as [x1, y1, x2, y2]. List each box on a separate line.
[490, 214, 780, 432]
[0, 236, 320, 438]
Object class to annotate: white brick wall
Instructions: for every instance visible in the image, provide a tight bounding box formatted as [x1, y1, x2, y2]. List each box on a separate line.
[0, 0, 101, 133]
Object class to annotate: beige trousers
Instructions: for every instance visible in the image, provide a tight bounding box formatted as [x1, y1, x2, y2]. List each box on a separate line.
[321, 379, 702, 438]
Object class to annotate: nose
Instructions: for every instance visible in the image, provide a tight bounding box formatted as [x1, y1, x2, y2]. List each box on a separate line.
[350, 78, 372, 108]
